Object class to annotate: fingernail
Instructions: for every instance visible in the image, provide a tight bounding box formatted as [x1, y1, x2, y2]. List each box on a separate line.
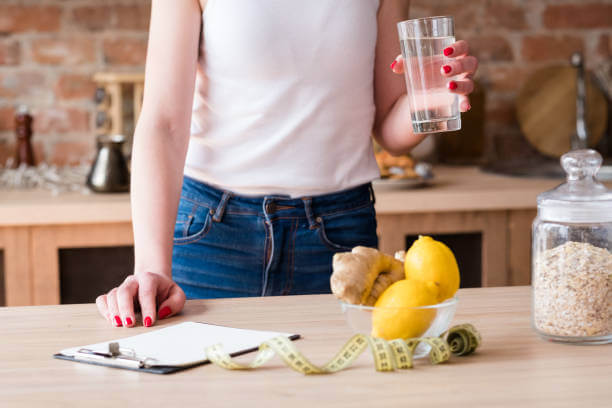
[144, 316, 152, 327]
[442, 65, 452, 74]
[390, 60, 397, 70]
[159, 306, 171, 319]
[125, 317, 133, 326]
[448, 81, 458, 90]
[443, 47, 453, 56]
[114, 316, 123, 327]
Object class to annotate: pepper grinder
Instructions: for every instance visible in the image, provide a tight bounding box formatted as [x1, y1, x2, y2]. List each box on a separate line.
[13, 105, 36, 168]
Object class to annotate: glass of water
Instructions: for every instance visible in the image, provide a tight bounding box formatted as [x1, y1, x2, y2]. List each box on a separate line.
[397, 16, 460, 134]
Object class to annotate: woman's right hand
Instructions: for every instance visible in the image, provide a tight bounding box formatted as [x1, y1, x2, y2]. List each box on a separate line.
[96, 272, 186, 328]
[97, 0, 198, 329]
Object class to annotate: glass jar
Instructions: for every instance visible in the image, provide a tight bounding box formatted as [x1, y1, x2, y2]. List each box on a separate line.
[532, 149, 612, 344]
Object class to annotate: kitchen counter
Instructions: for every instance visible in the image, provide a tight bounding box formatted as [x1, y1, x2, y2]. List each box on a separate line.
[1, 286, 609, 408]
[0, 166, 567, 226]
[2, 166, 609, 306]
[374, 166, 566, 214]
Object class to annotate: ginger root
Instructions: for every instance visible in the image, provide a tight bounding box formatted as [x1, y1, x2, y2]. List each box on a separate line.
[330, 246, 404, 306]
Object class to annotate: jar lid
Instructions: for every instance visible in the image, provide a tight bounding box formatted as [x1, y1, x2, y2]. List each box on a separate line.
[538, 149, 612, 223]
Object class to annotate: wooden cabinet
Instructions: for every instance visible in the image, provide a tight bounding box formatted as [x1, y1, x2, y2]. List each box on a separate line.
[377, 209, 537, 288]
[0, 223, 133, 305]
[0, 191, 132, 305]
[0, 227, 30, 305]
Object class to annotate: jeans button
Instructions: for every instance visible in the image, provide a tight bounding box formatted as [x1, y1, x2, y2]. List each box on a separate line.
[265, 201, 276, 214]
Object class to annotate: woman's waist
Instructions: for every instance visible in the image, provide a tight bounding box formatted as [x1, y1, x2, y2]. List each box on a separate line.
[179, 172, 376, 220]
[183, 133, 380, 197]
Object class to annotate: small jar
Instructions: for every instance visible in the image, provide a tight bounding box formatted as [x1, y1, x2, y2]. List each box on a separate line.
[532, 149, 612, 344]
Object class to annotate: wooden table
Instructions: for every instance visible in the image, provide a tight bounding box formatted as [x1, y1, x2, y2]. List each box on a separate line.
[1, 286, 609, 407]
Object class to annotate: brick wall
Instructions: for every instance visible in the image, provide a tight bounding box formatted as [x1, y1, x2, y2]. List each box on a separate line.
[0, 0, 150, 165]
[0, 0, 610, 166]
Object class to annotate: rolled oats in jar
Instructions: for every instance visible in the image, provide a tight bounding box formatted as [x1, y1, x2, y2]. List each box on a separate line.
[532, 150, 612, 344]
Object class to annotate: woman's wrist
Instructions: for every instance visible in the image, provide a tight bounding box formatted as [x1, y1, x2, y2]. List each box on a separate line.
[375, 95, 428, 155]
[134, 266, 172, 279]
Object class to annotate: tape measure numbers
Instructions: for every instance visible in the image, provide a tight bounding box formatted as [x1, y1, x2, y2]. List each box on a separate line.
[205, 323, 481, 374]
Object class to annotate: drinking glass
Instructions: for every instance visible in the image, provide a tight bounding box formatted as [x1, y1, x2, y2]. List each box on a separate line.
[397, 16, 460, 133]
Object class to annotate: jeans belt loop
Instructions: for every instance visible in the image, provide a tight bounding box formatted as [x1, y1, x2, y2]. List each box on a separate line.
[368, 182, 376, 205]
[301, 197, 318, 229]
[213, 191, 231, 222]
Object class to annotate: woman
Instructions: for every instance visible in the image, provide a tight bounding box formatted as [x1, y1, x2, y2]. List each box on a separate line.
[96, 0, 477, 328]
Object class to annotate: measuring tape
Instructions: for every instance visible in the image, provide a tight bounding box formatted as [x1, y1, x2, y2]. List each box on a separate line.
[205, 323, 481, 374]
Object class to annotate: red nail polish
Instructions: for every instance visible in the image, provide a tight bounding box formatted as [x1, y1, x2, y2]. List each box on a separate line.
[125, 317, 133, 326]
[442, 65, 452, 74]
[114, 316, 123, 327]
[144, 316, 152, 327]
[443, 47, 453, 56]
[159, 306, 171, 319]
[390, 60, 397, 70]
[448, 81, 458, 90]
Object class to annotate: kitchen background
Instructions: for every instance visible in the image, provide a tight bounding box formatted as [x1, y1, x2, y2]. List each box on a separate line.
[0, 0, 611, 165]
[0, 1, 611, 307]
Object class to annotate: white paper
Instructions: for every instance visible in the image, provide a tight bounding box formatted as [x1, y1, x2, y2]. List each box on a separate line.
[59, 322, 297, 367]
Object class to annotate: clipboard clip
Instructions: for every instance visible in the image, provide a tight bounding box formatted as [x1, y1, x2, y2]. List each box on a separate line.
[75, 342, 158, 369]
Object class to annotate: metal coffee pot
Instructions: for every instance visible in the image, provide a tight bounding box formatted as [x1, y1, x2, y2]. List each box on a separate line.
[86, 134, 130, 193]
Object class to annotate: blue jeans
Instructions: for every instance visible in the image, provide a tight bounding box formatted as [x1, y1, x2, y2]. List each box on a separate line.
[172, 176, 378, 299]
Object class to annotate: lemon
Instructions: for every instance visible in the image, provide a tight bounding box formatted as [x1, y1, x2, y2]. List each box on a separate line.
[371, 279, 439, 340]
[404, 235, 460, 302]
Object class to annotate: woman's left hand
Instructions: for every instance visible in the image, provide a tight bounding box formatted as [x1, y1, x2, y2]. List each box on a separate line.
[390, 40, 478, 113]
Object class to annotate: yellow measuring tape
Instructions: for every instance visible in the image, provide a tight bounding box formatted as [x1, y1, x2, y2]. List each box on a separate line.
[205, 323, 481, 374]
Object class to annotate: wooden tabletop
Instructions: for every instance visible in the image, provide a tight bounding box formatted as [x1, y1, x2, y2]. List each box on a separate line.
[0, 166, 575, 226]
[1, 286, 609, 407]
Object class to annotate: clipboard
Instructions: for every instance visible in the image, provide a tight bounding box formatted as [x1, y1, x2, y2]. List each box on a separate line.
[54, 321, 300, 374]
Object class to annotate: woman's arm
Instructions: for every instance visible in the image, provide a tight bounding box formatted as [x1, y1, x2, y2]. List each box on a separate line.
[132, 0, 200, 282]
[373, 0, 477, 155]
[96, 0, 202, 327]
[373, 0, 417, 155]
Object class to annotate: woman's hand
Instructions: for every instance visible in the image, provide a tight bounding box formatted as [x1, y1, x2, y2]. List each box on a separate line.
[390, 40, 478, 112]
[96, 272, 186, 328]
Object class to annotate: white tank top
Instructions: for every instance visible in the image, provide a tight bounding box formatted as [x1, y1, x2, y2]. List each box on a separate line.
[184, 0, 381, 197]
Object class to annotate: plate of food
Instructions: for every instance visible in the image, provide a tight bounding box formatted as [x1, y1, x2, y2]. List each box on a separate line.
[373, 150, 434, 189]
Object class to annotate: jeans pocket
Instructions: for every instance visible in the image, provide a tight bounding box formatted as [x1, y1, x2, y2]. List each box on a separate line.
[317, 204, 378, 251]
[173, 199, 213, 245]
